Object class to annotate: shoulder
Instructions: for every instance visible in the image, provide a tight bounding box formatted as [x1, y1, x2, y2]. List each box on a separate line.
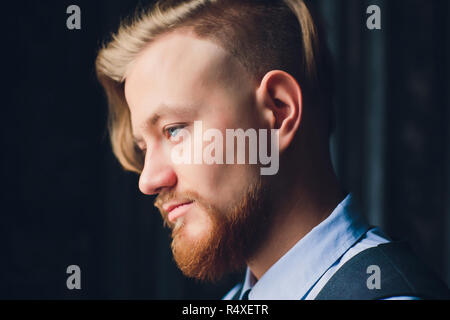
[315, 241, 450, 300]
[306, 227, 390, 299]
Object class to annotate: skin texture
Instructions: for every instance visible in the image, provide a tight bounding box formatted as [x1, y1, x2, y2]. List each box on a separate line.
[124, 29, 344, 281]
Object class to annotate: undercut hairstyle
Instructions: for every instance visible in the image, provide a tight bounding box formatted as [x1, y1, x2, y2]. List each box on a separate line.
[96, 0, 334, 173]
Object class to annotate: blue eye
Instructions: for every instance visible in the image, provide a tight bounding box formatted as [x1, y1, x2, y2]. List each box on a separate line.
[167, 126, 183, 138]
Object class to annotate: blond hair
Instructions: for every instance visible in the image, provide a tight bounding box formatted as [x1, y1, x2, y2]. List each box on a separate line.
[96, 0, 332, 173]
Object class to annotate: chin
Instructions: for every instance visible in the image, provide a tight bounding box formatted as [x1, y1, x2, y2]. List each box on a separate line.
[182, 221, 211, 241]
[172, 213, 211, 242]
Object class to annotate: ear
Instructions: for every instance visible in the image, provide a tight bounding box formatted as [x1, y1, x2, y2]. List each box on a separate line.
[256, 70, 303, 153]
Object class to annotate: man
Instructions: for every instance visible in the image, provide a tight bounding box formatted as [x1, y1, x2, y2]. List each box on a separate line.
[96, 0, 449, 299]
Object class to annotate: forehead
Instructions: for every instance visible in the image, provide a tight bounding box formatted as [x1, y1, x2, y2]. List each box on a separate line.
[124, 30, 235, 114]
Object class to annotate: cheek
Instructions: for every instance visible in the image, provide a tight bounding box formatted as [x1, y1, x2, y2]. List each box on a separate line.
[171, 120, 262, 209]
[176, 161, 258, 211]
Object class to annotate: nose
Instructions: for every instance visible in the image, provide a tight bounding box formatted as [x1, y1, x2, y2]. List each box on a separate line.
[139, 148, 177, 195]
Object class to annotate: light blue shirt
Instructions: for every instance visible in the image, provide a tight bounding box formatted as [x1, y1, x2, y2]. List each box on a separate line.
[223, 194, 420, 300]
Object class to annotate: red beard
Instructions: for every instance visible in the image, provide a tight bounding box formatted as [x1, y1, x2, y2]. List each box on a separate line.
[154, 178, 273, 282]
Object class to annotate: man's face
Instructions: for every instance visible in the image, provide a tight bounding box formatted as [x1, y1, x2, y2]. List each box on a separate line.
[124, 30, 274, 281]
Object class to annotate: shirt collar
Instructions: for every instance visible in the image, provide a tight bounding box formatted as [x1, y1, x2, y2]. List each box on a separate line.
[239, 194, 370, 300]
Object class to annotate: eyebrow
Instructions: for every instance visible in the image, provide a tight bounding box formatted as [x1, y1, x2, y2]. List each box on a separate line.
[132, 103, 197, 144]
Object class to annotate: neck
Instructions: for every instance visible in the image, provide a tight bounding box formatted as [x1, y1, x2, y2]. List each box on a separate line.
[247, 149, 344, 280]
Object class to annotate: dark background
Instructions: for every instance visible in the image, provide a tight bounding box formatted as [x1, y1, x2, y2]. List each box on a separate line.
[2, 0, 449, 299]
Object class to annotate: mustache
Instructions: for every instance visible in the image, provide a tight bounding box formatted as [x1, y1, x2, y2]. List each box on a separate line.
[154, 190, 200, 214]
[154, 189, 219, 231]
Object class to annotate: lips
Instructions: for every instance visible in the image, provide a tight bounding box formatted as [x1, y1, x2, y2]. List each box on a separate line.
[163, 200, 194, 213]
[163, 200, 194, 223]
